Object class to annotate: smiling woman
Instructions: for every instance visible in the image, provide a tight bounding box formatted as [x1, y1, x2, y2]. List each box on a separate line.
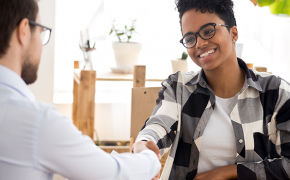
[181, 7, 239, 77]
[134, 0, 290, 180]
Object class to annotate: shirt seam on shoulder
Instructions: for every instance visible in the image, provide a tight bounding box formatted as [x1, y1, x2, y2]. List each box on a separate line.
[32, 107, 46, 171]
[0, 104, 7, 126]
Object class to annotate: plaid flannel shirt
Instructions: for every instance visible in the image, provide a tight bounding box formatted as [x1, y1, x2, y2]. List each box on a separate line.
[136, 58, 290, 180]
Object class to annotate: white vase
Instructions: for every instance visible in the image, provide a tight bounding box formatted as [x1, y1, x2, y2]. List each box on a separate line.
[171, 59, 188, 73]
[235, 43, 243, 58]
[112, 42, 142, 70]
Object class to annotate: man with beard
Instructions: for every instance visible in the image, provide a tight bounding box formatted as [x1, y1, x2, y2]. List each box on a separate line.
[0, 0, 161, 180]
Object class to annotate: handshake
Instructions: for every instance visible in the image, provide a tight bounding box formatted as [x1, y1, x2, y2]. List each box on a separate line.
[132, 141, 161, 180]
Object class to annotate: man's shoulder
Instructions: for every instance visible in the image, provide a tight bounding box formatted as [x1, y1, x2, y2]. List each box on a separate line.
[0, 88, 57, 121]
[1, 96, 55, 112]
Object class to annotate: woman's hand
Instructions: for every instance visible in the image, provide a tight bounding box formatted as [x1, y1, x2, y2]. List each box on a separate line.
[193, 165, 237, 180]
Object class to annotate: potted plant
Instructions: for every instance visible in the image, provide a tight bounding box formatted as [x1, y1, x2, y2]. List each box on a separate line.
[109, 20, 142, 73]
[250, 0, 290, 15]
[171, 52, 189, 73]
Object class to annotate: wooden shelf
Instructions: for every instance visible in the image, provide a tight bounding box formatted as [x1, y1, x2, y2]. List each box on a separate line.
[72, 64, 167, 141]
[74, 69, 166, 83]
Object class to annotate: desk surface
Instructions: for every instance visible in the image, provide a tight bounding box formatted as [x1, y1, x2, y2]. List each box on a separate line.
[99, 146, 130, 153]
[74, 69, 167, 82]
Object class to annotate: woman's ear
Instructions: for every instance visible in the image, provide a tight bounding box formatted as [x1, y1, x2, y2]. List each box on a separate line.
[231, 26, 238, 43]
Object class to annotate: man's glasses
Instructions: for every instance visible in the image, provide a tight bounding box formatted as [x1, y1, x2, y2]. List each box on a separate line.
[29, 20, 52, 46]
[180, 23, 229, 49]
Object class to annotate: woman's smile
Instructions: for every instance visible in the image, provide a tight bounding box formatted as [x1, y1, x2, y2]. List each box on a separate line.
[196, 48, 217, 62]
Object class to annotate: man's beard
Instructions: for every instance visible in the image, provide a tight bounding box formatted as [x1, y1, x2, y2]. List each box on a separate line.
[21, 56, 38, 85]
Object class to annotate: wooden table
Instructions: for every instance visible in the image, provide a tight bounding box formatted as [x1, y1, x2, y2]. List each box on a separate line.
[72, 61, 166, 140]
[99, 146, 130, 154]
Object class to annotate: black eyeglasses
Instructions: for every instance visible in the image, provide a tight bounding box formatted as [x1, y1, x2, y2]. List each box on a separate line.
[29, 20, 52, 46]
[180, 23, 229, 49]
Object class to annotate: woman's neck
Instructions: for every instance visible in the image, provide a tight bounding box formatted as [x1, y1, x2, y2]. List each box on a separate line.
[204, 58, 245, 98]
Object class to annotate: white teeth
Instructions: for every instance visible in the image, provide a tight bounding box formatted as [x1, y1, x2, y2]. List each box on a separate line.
[200, 49, 215, 58]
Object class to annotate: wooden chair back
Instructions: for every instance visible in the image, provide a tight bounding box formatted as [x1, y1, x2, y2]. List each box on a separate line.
[130, 65, 169, 174]
[130, 87, 161, 144]
[130, 65, 160, 146]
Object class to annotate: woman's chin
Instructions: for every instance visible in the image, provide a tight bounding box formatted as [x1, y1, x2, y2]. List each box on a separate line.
[200, 58, 228, 72]
[201, 63, 220, 71]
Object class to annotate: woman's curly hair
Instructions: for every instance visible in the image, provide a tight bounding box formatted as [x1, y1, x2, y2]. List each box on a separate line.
[175, 0, 237, 32]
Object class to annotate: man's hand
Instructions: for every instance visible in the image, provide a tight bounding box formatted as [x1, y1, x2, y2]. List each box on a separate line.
[132, 141, 162, 180]
[193, 165, 237, 180]
[132, 141, 161, 159]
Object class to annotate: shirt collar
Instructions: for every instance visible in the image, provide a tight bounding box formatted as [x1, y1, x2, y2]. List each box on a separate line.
[186, 58, 263, 92]
[0, 65, 35, 101]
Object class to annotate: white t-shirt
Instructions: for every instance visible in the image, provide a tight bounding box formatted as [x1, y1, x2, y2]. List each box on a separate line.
[197, 95, 237, 173]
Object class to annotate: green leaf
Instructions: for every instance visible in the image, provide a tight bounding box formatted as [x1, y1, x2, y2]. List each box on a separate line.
[117, 33, 124, 36]
[269, 0, 290, 15]
[109, 29, 113, 35]
[129, 28, 135, 31]
[257, 0, 276, 6]
[128, 36, 131, 39]
[181, 52, 188, 60]
[125, 25, 127, 29]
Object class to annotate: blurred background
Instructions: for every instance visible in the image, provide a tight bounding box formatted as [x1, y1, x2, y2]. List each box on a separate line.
[31, 0, 290, 178]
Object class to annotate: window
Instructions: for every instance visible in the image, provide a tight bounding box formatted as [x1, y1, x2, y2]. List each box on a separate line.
[54, 0, 197, 103]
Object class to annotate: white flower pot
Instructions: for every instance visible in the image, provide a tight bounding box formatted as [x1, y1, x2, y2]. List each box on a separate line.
[112, 42, 142, 70]
[171, 59, 188, 73]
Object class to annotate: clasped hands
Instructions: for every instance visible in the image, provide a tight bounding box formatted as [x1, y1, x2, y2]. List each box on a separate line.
[132, 141, 161, 180]
[132, 141, 237, 180]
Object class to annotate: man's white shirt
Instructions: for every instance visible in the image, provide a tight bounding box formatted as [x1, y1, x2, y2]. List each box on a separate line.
[0, 65, 160, 180]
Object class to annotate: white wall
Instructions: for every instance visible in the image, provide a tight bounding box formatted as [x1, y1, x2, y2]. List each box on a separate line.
[28, 0, 55, 104]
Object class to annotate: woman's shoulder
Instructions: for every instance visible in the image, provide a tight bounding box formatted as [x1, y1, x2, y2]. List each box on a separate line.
[249, 69, 289, 91]
[164, 70, 201, 86]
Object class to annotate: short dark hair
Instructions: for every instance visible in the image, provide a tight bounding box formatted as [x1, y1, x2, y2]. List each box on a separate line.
[175, 0, 236, 32]
[0, 0, 39, 58]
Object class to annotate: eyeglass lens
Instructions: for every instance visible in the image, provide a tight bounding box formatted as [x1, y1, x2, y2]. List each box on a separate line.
[40, 29, 51, 45]
[183, 24, 216, 48]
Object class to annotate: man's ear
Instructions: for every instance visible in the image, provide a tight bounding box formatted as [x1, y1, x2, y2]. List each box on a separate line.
[231, 26, 238, 43]
[16, 18, 31, 47]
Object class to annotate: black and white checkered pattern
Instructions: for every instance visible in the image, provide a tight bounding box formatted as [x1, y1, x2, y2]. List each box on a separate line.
[136, 58, 290, 180]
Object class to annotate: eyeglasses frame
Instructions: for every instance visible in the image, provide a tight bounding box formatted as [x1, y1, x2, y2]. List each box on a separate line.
[29, 20, 52, 46]
[180, 23, 229, 49]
